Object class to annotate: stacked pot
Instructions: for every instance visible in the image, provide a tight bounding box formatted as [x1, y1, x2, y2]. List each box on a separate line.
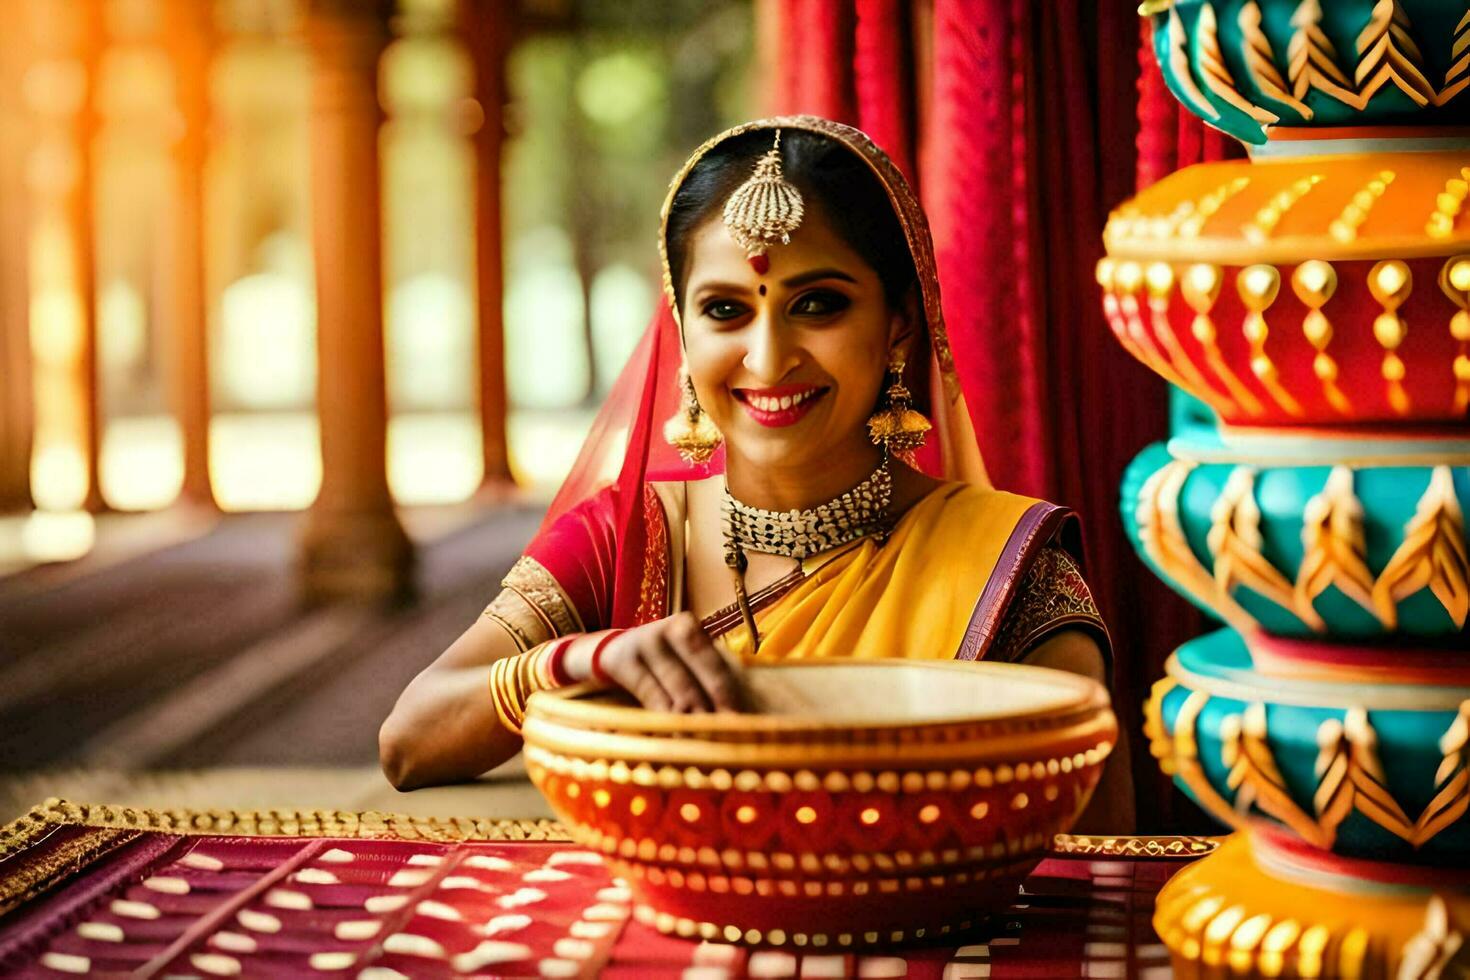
[1112, 1, 1470, 975]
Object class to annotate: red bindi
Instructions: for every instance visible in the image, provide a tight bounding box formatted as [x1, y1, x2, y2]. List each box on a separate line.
[748, 254, 770, 275]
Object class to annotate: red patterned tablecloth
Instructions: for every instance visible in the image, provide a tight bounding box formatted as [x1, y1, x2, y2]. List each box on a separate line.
[0, 802, 1209, 978]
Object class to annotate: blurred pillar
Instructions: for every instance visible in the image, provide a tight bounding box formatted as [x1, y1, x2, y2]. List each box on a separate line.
[0, 7, 35, 512]
[753, 0, 787, 115]
[161, 0, 216, 510]
[299, 0, 413, 601]
[911, 0, 934, 177]
[26, 0, 105, 513]
[460, 0, 514, 492]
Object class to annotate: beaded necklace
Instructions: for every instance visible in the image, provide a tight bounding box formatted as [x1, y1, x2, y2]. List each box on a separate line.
[720, 454, 893, 652]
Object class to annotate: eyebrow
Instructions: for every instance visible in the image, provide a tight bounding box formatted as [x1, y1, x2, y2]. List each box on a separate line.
[690, 281, 750, 297]
[691, 267, 858, 298]
[782, 267, 858, 288]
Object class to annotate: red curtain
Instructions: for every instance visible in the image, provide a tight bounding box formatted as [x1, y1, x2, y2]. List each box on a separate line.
[758, 0, 1231, 830]
[1135, 18, 1244, 186]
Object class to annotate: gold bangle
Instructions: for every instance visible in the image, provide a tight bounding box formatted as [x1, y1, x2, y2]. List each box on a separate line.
[488, 656, 519, 733]
[489, 641, 566, 735]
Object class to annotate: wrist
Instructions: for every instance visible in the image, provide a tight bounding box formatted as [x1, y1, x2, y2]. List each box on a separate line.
[561, 630, 622, 685]
[589, 631, 619, 685]
[545, 635, 576, 687]
[563, 636, 593, 682]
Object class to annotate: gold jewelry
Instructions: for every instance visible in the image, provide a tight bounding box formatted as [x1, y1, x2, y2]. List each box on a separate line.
[722, 128, 805, 261]
[720, 454, 894, 654]
[489, 641, 564, 734]
[867, 353, 931, 455]
[663, 370, 723, 464]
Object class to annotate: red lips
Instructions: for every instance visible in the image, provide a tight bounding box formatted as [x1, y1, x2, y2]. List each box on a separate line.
[731, 385, 829, 428]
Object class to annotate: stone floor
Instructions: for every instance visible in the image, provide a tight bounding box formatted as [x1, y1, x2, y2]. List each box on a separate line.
[0, 501, 554, 826]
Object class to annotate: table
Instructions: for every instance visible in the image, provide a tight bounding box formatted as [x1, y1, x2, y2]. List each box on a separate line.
[1, 799, 1213, 978]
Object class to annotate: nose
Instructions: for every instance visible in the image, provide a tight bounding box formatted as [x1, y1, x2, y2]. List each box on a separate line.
[741, 308, 799, 383]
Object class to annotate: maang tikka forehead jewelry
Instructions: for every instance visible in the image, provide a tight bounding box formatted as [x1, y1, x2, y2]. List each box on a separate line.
[722, 128, 805, 275]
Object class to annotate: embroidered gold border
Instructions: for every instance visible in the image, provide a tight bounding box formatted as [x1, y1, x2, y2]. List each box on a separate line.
[0, 799, 571, 852]
[996, 548, 1108, 665]
[0, 826, 140, 917]
[502, 555, 585, 636]
[0, 799, 1198, 879]
[1047, 833, 1219, 858]
[481, 588, 552, 651]
[636, 483, 672, 625]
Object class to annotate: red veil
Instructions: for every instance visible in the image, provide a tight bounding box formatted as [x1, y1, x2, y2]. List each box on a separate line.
[534, 116, 991, 630]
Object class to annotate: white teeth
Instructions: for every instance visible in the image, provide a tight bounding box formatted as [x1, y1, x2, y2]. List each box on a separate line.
[749, 390, 817, 412]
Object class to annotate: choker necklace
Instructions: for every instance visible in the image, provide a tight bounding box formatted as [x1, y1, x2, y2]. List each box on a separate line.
[720, 454, 894, 652]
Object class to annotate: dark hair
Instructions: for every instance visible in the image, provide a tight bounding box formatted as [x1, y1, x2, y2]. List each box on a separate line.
[664, 128, 918, 314]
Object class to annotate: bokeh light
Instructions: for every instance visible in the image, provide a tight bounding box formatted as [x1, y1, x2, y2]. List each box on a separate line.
[5, 0, 753, 569]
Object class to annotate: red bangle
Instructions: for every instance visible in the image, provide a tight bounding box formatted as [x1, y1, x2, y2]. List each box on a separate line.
[546, 636, 577, 687]
[589, 631, 620, 686]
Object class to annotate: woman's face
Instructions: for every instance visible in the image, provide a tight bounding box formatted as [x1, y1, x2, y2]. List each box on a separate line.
[680, 205, 906, 477]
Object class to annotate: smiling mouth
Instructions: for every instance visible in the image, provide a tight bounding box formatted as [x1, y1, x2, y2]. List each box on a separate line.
[731, 385, 829, 427]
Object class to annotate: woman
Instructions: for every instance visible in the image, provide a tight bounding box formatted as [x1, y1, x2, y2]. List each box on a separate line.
[380, 116, 1130, 829]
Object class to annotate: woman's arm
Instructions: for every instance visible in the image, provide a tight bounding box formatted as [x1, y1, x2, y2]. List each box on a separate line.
[379, 615, 527, 790]
[381, 489, 620, 791]
[381, 608, 743, 791]
[1022, 630, 1137, 835]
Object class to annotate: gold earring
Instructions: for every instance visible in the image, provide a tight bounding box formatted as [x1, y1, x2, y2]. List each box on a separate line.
[867, 353, 931, 456]
[664, 371, 723, 464]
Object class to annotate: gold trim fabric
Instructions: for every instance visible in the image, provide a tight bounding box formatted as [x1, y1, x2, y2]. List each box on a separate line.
[1047, 833, 1219, 858]
[0, 824, 139, 916]
[2, 800, 1203, 857]
[1, 798, 571, 852]
[494, 555, 585, 638]
[482, 587, 555, 652]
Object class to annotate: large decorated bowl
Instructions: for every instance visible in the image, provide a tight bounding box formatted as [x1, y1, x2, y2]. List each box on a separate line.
[521, 659, 1116, 949]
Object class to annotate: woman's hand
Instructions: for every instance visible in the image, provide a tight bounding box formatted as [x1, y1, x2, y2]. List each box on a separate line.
[568, 612, 742, 712]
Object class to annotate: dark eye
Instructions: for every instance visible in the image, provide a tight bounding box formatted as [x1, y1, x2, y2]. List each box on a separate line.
[790, 289, 851, 317]
[702, 299, 747, 321]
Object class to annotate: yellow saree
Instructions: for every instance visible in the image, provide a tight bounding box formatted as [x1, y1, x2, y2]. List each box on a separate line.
[671, 481, 1106, 666]
[711, 483, 1052, 661]
[486, 477, 1107, 670]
